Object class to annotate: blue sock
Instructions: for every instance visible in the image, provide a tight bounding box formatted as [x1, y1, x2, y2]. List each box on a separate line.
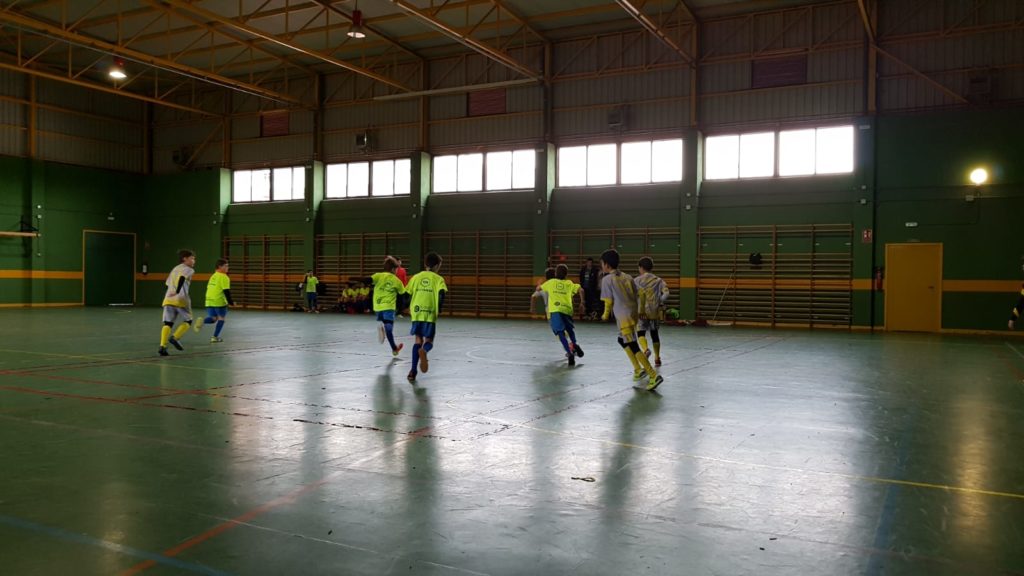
[204, 316, 216, 325]
[411, 343, 421, 374]
[384, 322, 397, 350]
[565, 327, 577, 344]
[423, 342, 433, 353]
[557, 333, 571, 354]
[214, 320, 225, 337]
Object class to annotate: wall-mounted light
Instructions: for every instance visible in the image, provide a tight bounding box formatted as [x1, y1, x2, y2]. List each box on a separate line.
[109, 57, 127, 80]
[969, 167, 988, 186]
[348, 5, 366, 39]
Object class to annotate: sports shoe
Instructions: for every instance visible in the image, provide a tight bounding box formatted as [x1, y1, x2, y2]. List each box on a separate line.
[392, 342, 404, 357]
[168, 337, 183, 351]
[572, 343, 584, 358]
[419, 347, 429, 373]
[567, 352, 575, 366]
[407, 371, 417, 383]
[193, 320, 203, 333]
[158, 347, 169, 357]
[654, 357, 662, 367]
[646, 374, 664, 391]
[633, 369, 644, 381]
[643, 349, 652, 358]
[377, 324, 385, 344]
[210, 336, 224, 343]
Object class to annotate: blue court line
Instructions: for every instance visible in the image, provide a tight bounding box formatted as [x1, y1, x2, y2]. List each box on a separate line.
[0, 514, 233, 576]
[865, 409, 915, 576]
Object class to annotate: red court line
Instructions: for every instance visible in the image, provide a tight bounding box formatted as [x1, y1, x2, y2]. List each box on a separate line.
[118, 476, 335, 576]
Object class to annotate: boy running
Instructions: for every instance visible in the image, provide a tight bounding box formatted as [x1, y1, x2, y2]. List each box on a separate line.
[635, 257, 670, 367]
[159, 249, 196, 357]
[600, 249, 662, 390]
[194, 258, 234, 342]
[538, 264, 585, 366]
[406, 252, 448, 383]
[371, 256, 407, 357]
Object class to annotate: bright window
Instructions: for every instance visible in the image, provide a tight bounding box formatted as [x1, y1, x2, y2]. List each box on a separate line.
[621, 141, 652, 184]
[457, 153, 483, 192]
[435, 149, 533, 193]
[815, 126, 854, 174]
[511, 150, 535, 189]
[705, 135, 739, 180]
[739, 132, 774, 178]
[651, 139, 683, 182]
[587, 144, 617, 185]
[326, 159, 411, 198]
[558, 146, 587, 187]
[433, 155, 458, 193]
[233, 167, 297, 203]
[486, 151, 513, 191]
[779, 129, 816, 176]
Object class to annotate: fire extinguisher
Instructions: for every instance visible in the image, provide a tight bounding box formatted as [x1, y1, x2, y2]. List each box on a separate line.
[874, 267, 884, 291]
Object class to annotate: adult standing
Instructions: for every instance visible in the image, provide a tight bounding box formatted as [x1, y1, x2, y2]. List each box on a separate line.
[579, 257, 600, 319]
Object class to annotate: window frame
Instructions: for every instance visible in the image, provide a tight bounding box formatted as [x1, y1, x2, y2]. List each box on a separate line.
[432, 148, 536, 194]
[704, 124, 855, 181]
[324, 157, 412, 199]
[557, 138, 684, 187]
[231, 166, 305, 204]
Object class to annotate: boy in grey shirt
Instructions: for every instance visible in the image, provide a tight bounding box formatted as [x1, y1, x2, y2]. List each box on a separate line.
[600, 249, 662, 391]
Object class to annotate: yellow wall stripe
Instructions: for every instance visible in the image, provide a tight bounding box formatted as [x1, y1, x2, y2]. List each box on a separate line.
[0, 270, 83, 280]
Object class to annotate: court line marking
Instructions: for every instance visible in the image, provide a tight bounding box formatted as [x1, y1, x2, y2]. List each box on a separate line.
[0, 514, 233, 576]
[1006, 341, 1024, 362]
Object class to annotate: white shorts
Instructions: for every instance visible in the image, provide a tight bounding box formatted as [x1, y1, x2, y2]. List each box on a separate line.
[162, 306, 192, 324]
[637, 319, 661, 333]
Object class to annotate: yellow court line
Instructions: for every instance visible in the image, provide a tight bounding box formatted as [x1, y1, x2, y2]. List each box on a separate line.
[444, 394, 1024, 502]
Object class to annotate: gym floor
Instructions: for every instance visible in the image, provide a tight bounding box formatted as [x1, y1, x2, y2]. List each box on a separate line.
[1, 308, 1022, 575]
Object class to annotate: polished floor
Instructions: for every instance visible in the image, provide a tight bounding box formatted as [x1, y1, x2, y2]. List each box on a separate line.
[1, 308, 1023, 575]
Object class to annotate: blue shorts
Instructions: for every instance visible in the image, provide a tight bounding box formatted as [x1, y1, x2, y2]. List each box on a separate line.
[376, 310, 395, 322]
[550, 312, 574, 334]
[410, 322, 437, 339]
[306, 292, 317, 306]
[206, 306, 228, 319]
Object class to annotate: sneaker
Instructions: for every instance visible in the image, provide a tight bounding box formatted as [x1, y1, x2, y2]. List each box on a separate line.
[158, 347, 169, 357]
[567, 352, 575, 366]
[210, 337, 224, 343]
[644, 349, 652, 358]
[419, 347, 429, 373]
[193, 320, 203, 333]
[573, 343, 584, 358]
[654, 357, 662, 367]
[646, 374, 664, 391]
[633, 369, 644, 381]
[392, 342, 404, 357]
[168, 337, 183, 351]
[377, 324, 385, 344]
[407, 371, 417, 383]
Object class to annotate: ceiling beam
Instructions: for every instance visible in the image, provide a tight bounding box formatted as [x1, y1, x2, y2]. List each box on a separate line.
[309, 0, 423, 61]
[0, 59, 216, 115]
[614, 0, 695, 67]
[388, 0, 543, 80]
[157, 0, 414, 92]
[0, 6, 303, 105]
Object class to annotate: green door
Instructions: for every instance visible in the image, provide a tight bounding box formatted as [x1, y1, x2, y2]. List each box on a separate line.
[84, 232, 134, 306]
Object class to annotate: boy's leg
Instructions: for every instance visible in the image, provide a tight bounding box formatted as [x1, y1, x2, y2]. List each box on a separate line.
[651, 328, 661, 365]
[409, 335, 424, 381]
[637, 329, 649, 356]
[618, 336, 643, 378]
[384, 321, 400, 352]
[420, 337, 432, 373]
[159, 320, 173, 355]
[213, 314, 226, 339]
[556, 331, 571, 354]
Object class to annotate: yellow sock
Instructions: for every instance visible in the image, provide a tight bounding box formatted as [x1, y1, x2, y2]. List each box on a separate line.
[160, 326, 171, 347]
[638, 335, 649, 354]
[173, 323, 190, 340]
[635, 349, 655, 375]
[623, 347, 641, 372]
[653, 342, 661, 359]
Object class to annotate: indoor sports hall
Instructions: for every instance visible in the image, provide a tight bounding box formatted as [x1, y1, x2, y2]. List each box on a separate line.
[1, 1, 1022, 575]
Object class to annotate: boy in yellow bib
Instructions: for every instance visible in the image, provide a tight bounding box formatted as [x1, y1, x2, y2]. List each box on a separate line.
[371, 256, 407, 357]
[537, 264, 585, 366]
[406, 252, 447, 383]
[158, 249, 196, 356]
[194, 258, 234, 342]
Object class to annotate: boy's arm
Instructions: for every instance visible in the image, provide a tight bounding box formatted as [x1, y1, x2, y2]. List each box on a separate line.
[659, 279, 671, 305]
[438, 289, 447, 314]
[223, 289, 235, 306]
[175, 275, 187, 294]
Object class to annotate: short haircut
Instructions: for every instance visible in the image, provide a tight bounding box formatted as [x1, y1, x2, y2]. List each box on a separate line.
[383, 256, 398, 272]
[544, 267, 555, 280]
[178, 249, 194, 262]
[425, 252, 442, 269]
[638, 257, 654, 272]
[556, 264, 568, 279]
[601, 249, 620, 269]
[215, 258, 229, 269]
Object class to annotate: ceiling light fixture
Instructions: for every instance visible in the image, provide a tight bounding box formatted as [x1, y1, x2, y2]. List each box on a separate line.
[348, 3, 366, 39]
[109, 57, 127, 80]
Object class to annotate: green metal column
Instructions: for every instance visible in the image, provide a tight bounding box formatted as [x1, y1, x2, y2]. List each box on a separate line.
[852, 117, 877, 327]
[305, 161, 324, 271]
[679, 128, 702, 320]
[409, 151, 430, 270]
[29, 159, 46, 305]
[532, 143, 555, 278]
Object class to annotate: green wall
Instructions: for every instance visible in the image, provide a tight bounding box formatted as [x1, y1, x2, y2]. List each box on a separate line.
[2, 107, 1021, 332]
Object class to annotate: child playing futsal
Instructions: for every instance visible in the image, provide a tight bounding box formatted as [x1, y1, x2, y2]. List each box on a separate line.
[600, 249, 662, 390]
[371, 256, 407, 357]
[538, 264, 585, 366]
[193, 258, 234, 342]
[406, 252, 448, 383]
[634, 257, 670, 367]
[158, 249, 196, 356]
